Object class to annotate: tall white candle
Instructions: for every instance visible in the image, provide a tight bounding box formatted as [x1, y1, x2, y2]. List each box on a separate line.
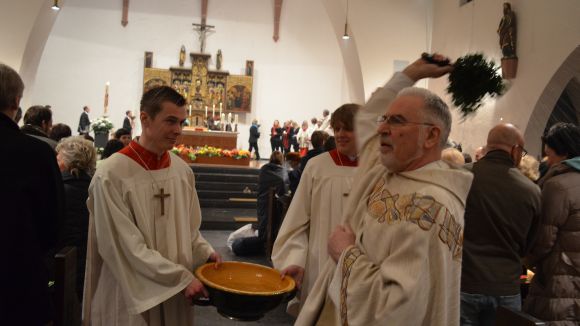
[205, 106, 208, 118]
[104, 81, 110, 116]
[212, 104, 215, 117]
[227, 113, 232, 123]
[188, 104, 192, 116]
[235, 114, 239, 124]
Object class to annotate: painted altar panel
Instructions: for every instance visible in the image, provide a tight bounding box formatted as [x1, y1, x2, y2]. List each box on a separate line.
[143, 68, 171, 93]
[207, 71, 228, 108]
[170, 68, 192, 101]
[226, 75, 252, 113]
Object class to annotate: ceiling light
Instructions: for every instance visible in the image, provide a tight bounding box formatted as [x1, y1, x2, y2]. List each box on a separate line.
[51, 0, 60, 11]
[342, 0, 350, 40]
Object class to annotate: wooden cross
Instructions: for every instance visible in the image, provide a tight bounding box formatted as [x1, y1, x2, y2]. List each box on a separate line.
[154, 188, 171, 216]
[121, 0, 129, 27]
[192, 0, 214, 53]
[273, 0, 283, 42]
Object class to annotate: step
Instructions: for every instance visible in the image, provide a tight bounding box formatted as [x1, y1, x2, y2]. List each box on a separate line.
[199, 198, 257, 209]
[191, 165, 260, 176]
[197, 190, 256, 200]
[195, 173, 258, 184]
[200, 208, 257, 230]
[195, 181, 258, 192]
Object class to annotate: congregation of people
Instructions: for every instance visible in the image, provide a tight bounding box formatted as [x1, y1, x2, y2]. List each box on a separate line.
[1, 51, 579, 326]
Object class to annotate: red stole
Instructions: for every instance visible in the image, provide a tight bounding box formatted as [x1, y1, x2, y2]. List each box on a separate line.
[329, 149, 358, 167]
[119, 140, 171, 170]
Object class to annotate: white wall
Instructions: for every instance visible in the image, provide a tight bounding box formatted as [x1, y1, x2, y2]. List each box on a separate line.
[0, 0, 44, 69]
[351, 0, 433, 96]
[430, 0, 580, 157]
[29, 0, 346, 157]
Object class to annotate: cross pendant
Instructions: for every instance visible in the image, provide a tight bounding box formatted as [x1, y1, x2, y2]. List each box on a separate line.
[154, 188, 171, 216]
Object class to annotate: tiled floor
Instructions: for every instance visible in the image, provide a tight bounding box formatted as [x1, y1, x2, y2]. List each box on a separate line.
[194, 230, 295, 325]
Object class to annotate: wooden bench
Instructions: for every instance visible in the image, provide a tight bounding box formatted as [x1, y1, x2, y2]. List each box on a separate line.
[495, 306, 545, 326]
[53, 246, 81, 326]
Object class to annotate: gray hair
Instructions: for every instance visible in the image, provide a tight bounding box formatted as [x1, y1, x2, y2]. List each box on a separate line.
[0, 63, 25, 112]
[397, 87, 451, 147]
[56, 136, 97, 177]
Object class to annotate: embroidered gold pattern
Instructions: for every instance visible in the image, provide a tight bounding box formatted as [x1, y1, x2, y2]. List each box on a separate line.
[366, 178, 463, 260]
[340, 247, 362, 326]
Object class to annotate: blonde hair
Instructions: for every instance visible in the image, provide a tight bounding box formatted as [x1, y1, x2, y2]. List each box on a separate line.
[56, 136, 97, 177]
[441, 148, 465, 166]
[518, 155, 540, 182]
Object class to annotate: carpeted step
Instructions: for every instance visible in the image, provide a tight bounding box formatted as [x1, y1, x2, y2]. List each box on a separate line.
[195, 173, 258, 184]
[195, 181, 258, 192]
[197, 190, 256, 200]
[191, 165, 260, 176]
[200, 198, 257, 209]
[200, 207, 257, 230]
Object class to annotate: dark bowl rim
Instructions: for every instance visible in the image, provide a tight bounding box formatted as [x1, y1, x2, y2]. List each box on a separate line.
[195, 261, 296, 297]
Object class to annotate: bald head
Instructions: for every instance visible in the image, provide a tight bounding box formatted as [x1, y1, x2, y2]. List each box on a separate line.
[487, 124, 524, 149]
[486, 123, 526, 166]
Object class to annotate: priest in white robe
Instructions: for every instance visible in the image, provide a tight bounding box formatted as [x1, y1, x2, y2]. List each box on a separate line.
[295, 55, 474, 325]
[272, 104, 360, 316]
[83, 86, 220, 326]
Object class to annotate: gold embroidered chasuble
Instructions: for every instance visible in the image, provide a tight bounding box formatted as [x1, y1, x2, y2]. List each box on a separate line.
[295, 72, 473, 326]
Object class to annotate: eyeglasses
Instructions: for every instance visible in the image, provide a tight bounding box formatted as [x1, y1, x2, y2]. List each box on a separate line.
[514, 144, 528, 157]
[376, 114, 435, 127]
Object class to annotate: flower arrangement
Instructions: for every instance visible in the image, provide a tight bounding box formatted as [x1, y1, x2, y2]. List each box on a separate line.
[171, 144, 196, 161]
[171, 145, 251, 160]
[91, 116, 114, 133]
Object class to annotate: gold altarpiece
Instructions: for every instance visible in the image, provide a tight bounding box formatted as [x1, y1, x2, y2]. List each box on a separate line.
[143, 51, 253, 128]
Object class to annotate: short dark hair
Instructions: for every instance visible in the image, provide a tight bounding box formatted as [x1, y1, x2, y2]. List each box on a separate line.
[269, 151, 284, 165]
[49, 123, 72, 142]
[114, 128, 131, 139]
[0, 63, 24, 111]
[311, 130, 329, 148]
[542, 122, 580, 159]
[323, 136, 336, 151]
[140, 86, 186, 119]
[83, 106, 89, 112]
[126, 110, 131, 115]
[285, 151, 301, 163]
[330, 103, 360, 131]
[102, 139, 125, 159]
[23, 105, 52, 127]
[83, 134, 94, 142]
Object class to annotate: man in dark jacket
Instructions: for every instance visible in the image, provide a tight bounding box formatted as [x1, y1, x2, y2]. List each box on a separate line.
[21, 105, 58, 150]
[0, 63, 64, 325]
[461, 123, 541, 325]
[249, 118, 261, 160]
[232, 151, 288, 256]
[122, 110, 134, 134]
[78, 105, 91, 134]
[299, 130, 329, 171]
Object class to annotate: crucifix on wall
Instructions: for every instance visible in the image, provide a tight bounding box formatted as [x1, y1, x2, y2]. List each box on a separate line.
[192, 21, 215, 53]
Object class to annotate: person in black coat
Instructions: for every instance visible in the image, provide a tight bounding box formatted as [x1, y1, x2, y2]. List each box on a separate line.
[249, 119, 261, 160]
[270, 120, 283, 152]
[78, 106, 91, 135]
[232, 151, 289, 256]
[0, 63, 64, 325]
[300, 130, 329, 171]
[122, 110, 134, 134]
[55, 136, 97, 301]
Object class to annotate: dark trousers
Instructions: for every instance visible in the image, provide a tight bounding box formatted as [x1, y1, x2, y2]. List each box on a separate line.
[249, 141, 260, 160]
[232, 236, 265, 256]
[270, 139, 282, 152]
